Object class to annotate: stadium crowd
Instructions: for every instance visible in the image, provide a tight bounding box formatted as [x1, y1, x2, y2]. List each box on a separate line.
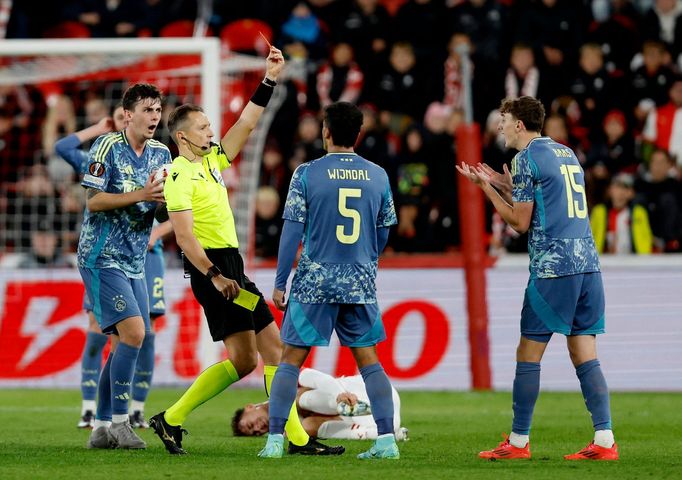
[3, 0, 682, 264]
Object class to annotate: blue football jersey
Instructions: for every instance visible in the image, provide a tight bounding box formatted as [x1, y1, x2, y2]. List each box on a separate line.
[283, 152, 397, 303]
[77, 131, 171, 278]
[512, 137, 600, 278]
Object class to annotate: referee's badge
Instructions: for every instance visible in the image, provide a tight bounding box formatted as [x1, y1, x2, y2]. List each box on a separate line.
[210, 168, 225, 187]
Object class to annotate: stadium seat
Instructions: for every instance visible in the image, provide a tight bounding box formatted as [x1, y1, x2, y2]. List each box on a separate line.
[42, 21, 91, 39]
[159, 20, 213, 38]
[220, 19, 272, 55]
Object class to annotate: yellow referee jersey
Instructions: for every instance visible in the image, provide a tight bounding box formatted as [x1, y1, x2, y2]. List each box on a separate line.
[164, 144, 239, 249]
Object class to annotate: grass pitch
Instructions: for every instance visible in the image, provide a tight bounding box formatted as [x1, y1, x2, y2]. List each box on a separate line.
[1, 388, 680, 480]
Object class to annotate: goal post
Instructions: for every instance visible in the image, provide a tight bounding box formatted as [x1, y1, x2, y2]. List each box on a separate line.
[0, 38, 279, 266]
[0, 38, 222, 134]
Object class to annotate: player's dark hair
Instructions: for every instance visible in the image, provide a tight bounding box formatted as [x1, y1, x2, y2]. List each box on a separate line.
[121, 83, 163, 111]
[323, 102, 363, 147]
[499, 96, 545, 133]
[168, 103, 204, 145]
[231, 408, 245, 436]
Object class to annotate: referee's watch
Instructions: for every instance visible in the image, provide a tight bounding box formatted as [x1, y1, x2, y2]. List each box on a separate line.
[206, 265, 222, 280]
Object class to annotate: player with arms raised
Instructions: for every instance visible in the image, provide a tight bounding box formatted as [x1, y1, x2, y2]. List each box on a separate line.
[457, 96, 618, 461]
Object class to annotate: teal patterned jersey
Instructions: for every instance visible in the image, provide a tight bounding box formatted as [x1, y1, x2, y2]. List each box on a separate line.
[512, 136, 600, 279]
[283, 153, 397, 303]
[77, 131, 171, 278]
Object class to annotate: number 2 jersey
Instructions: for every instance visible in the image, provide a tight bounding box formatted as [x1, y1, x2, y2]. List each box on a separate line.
[77, 131, 171, 278]
[511, 136, 600, 279]
[283, 153, 397, 304]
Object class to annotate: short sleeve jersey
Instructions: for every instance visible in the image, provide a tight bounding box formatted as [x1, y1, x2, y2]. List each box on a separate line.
[512, 136, 600, 278]
[163, 144, 238, 248]
[77, 132, 171, 278]
[283, 152, 397, 303]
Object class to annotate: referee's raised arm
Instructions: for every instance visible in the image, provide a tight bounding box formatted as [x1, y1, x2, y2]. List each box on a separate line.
[220, 46, 285, 162]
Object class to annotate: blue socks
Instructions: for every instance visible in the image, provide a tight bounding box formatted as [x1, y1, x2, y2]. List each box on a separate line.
[268, 363, 300, 434]
[512, 362, 541, 435]
[95, 354, 113, 422]
[110, 342, 140, 416]
[360, 363, 394, 435]
[132, 333, 155, 403]
[576, 359, 612, 430]
[81, 332, 108, 401]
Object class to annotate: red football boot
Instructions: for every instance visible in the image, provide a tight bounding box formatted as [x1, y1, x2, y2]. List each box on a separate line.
[564, 441, 619, 461]
[479, 434, 531, 460]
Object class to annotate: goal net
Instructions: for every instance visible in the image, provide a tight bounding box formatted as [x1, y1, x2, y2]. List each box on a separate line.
[0, 38, 285, 387]
[0, 38, 280, 266]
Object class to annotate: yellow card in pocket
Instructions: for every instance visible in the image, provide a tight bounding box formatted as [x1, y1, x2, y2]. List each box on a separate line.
[234, 289, 259, 311]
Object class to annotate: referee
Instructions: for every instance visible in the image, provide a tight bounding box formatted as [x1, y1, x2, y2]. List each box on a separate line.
[148, 46, 342, 457]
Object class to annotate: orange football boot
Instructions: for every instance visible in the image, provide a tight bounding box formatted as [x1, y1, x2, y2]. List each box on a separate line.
[564, 441, 619, 460]
[479, 434, 531, 460]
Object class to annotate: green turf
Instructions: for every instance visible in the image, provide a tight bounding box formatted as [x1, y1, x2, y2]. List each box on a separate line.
[1, 388, 680, 479]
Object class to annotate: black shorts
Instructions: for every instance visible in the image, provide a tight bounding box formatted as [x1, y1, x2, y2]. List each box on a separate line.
[187, 248, 274, 342]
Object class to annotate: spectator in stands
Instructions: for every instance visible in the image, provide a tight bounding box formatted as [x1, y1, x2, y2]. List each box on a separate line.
[504, 42, 553, 107]
[442, 32, 472, 111]
[590, 173, 653, 254]
[640, 0, 682, 60]
[515, 0, 588, 102]
[393, 0, 448, 69]
[447, 0, 510, 67]
[568, 43, 616, 136]
[254, 186, 282, 259]
[5, 164, 62, 249]
[586, 0, 641, 75]
[287, 113, 326, 175]
[643, 76, 682, 164]
[332, 0, 390, 82]
[280, 2, 327, 60]
[355, 103, 392, 179]
[423, 102, 460, 250]
[634, 148, 682, 251]
[584, 109, 638, 205]
[260, 140, 289, 200]
[42, 94, 79, 185]
[375, 41, 430, 127]
[629, 40, 676, 128]
[17, 219, 74, 268]
[0, 85, 46, 182]
[392, 124, 432, 252]
[315, 42, 364, 108]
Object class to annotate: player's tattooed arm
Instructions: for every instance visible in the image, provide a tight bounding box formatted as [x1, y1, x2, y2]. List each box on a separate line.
[86, 188, 103, 202]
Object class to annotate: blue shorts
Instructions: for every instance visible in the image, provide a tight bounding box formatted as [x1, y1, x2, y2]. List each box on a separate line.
[521, 272, 605, 341]
[145, 250, 165, 316]
[79, 267, 151, 335]
[281, 299, 386, 347]
[83, 291, 93, 312]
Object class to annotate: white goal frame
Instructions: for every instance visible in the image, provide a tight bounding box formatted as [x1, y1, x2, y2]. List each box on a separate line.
[0, 38, 222, 134]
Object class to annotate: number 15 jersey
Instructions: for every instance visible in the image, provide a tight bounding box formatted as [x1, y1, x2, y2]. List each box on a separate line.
[512, 136, 600, 279]
[283, 153, 397, 304]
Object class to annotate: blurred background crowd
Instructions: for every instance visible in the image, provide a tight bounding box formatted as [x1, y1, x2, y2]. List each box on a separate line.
[3, 0, 682, 268]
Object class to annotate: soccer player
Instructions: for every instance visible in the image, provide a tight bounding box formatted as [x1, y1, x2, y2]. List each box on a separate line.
[233, 368, 408, 441]
[258, 102, 399, 460]
[456, 96, 618, 461]
[78, 83, 170, 449]
[148, 46, 342, 457]
[55, 106, 169, 430]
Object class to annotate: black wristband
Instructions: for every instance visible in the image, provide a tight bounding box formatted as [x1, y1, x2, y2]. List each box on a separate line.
[206, 265, 221, 280]
[263, 77, 277, 87]
[250, 80, 275, 107]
